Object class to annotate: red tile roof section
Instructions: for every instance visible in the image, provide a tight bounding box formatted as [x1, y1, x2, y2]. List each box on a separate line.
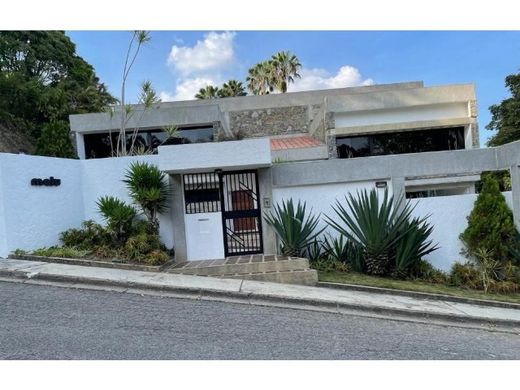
[270, 135, 323, 151]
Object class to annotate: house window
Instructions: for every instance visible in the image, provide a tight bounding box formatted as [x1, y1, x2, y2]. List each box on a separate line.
[336, 127, 465, 159]
[83, 125, 215, 159]
[183, 173, 221, 214]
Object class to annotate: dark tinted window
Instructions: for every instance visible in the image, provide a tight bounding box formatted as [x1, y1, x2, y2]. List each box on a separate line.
[336, 127, 465, 159]
[83, 126, 214, 159]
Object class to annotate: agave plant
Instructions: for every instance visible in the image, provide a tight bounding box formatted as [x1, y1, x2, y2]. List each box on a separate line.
[326, 189, 417, 276]
[322, 234, 365, 272]
[394, 217, 438, 275]
[96, 196, 137, 244]
[123, 162, 170, 232]
[264, 199, 325, 257]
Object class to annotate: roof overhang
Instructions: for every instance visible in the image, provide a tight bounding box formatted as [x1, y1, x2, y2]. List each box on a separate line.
[158, 138, 272, 174]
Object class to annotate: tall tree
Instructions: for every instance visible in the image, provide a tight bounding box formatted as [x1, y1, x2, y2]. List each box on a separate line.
[195, 85, 220, 99]
[218, 80, 247, 97]
[486, 71, 520, 147]
[0, 31, 116, 154]
[246, 61, 274, 95]
[270, 51, 301, 93]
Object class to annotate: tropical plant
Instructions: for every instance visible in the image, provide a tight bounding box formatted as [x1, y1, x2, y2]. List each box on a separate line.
[60, 220, 111, 249]
[218, 80, 247, 97]
[114, 31, 152, 157]
[304, 239, 325, 264]
[247, 61, 274, 95]
[473, 248, 503, 293]
[270, 51, 301, 93]
[264, 199, 325, 256]
[123, 162, 170, 232]
[195, 85, 220, 99]
[460, 175, 518, 263]
[326, 189, 421, 276]
[394, 217, 438, 275]
[96, 196, 137, 243]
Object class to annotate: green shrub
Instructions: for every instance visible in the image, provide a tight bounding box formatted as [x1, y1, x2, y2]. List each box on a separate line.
[91, 245, 122, 260]
[264, 199, 325, 257]
[460, 175, 518, 263]
[36, 120, 76, 158]
[123, 161, 170, 232]
[326, 189, 437, 276]
[449, 262, 481, 289]
[411, 259, 448, 284]
[144, 249, 170, 266]
[123, 232, 163, 260]
[60, 220, 111, 249]
[96, 196, 137, 243]
[12, 249, 27, 256]
[32, 246, 89, 258]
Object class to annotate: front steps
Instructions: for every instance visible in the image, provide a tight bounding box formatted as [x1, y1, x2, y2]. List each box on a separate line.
[168, 254, 318, 286]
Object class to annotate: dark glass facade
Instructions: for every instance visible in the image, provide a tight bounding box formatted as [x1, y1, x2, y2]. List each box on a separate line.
[83, 126, 214, 159]
[336, 127, 465, 159]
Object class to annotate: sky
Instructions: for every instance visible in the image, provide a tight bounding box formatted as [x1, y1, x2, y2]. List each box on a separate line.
[66, 31, 520, 146]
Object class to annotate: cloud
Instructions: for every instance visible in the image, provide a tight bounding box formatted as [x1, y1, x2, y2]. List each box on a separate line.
[167, 31, 235, 76]
[288, 65, 374, 92]
[160, 76, 221, 101]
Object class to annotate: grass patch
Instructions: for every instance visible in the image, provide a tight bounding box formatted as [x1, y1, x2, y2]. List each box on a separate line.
[318, 271, 520, 304]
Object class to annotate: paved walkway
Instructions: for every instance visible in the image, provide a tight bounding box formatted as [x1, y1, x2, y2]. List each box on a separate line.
[1, 258, 520, 331]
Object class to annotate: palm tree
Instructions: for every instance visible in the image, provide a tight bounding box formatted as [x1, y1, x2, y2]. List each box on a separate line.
[195, 85, 220, 99]
[270, 51, 301, 93]
[218, 80, 247, 97]
[246, 61, 274, 95]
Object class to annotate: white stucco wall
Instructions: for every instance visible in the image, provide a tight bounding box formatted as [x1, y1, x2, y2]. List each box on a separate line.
[272, 180, 389, 238]
[80, 154, 174, 249]
[0, 153, 174, 257]
[273, 180, 514, 272]
[0, 153, 83, 256]
[409, 192, 513, 271]
[184, 212, 225, 260]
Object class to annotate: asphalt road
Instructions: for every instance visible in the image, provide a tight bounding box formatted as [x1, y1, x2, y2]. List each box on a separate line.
[1, 280, 520, 359]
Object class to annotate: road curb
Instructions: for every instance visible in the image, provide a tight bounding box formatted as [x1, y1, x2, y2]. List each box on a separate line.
[2, 268, 520, 331]
[317, 281, 520, 310]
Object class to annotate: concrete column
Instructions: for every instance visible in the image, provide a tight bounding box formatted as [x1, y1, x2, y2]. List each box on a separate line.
[258, 167, 277, 255]
[390, 176, 406, 213]
[510, 164, 520, 231]
[170, 174, 188, 262]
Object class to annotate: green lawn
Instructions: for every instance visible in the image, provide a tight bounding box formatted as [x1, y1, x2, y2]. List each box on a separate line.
[318, 271, 520, 304]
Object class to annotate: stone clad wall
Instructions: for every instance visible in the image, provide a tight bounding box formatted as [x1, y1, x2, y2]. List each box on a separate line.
[228, 106, 309, 138]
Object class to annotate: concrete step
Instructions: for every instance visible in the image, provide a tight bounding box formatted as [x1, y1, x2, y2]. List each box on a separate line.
[168, 256, 310, 277]
[223, 269, 318, 286]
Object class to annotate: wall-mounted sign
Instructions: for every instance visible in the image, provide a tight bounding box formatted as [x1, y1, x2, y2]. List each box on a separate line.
[31, 177, 61, 187]
[375, 181, 387, 188]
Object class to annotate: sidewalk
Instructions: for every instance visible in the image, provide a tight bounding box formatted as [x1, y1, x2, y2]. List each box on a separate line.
[2, 258, 520, 332]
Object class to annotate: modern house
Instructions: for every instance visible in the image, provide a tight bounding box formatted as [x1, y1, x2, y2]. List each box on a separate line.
[70, 81, 480, 198]
[2, 80, 519, 278]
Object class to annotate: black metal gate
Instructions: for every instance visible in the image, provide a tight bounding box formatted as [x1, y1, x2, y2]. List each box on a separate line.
[219, 170, 263, 257]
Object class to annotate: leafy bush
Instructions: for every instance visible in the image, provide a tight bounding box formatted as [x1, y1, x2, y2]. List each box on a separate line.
[145, 250, 170, 266]
[449, 262, 481, 289]
[32, 246, 90, 258]
[460, 175, 518, 263]
[123, 161, 170, 232]
[326, 189, 437, 276]
[124, 232, 163, 260]
[264, 199, 325, 257]
[60, 220, 111, 249]
[36, 120, 76, 158]
[411, 259, 448, 284]
[96, 196, 137, 243]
